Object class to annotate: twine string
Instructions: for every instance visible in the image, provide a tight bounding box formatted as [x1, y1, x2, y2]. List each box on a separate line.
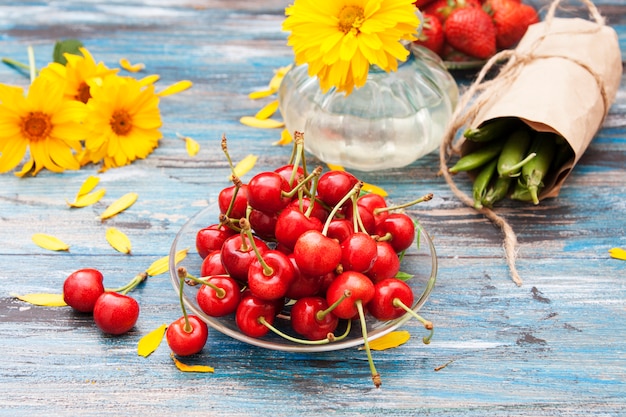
[439, 0, 608, 286]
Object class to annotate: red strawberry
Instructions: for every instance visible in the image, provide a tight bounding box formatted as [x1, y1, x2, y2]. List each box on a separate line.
[443, 7, 497, 59]
[486, 0, 539, 49]
[422, 0, 480, 24]
[414, 12, 445, 56]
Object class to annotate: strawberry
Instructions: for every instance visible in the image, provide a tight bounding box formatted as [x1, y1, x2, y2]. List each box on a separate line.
[414, 12, 445, 56]
[443, 7, 497, 59]
[422, 0, 480, 24]
[485, 0, 539, 49]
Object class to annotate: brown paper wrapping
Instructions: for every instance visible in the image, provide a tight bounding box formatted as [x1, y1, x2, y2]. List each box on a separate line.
[460, 16, 623, 200]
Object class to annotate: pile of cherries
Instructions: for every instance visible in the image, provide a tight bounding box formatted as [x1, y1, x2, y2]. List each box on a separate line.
[175, 133, 435, 388]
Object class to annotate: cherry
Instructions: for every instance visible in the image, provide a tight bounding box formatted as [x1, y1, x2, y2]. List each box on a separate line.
[357, 193, 389, 226]
[290, 296, 339, 341]
[345, 202, 377, 235]
[248, 250, 295, 301]
[285, 253, 323, 299]
[248, 208, 279, 241]
[325, 270, 375, 320]
[196, 275, 241, 317]
[220, 233, 268, 283]
[166, 315, 208, 356]
[247, 171, 292, 214]
[200, 250, 227, 277]
[287, 197, 328, 223]
[218, 182, 249, 221]
[366, 241, 401, 283]
[293, 229, 342, 277]
[316, 170, 359, 207]
[93, 292, 140, 335]
[196, 223, 236, 259]
[375, 212, 416, 253]
[274, 206, 324, 251]
[340, 232, 378, 273]
[274, 163, 305, 190]
[63, 268, 105, 313]
[367, 278, 413, 321]
[235, 292, 277, 338]
[326, 218, 354, 243]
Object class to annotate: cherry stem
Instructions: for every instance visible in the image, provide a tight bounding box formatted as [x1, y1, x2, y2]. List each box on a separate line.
[259, 316, 352, 345]
[322, 181, 363, 236]
[373, 193, 434, 215]
[176, 267, 192, 333]
[282, 165, 322, 200]
[392, 298, 434, 344]
[106, 272, 148, 295]
[304, 170, 322, 218]
[355, 299, 381, 388]
[225, 176, 243, 219]
[239, 218, 273, 276]
[221, 133, 238, 180]
[287, 132, 305, 186]
[316, 290, 351, 321]
[181, 269, 228, 299]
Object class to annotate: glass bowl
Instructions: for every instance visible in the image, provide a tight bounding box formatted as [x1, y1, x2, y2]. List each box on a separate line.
[169, 203, 437, 352]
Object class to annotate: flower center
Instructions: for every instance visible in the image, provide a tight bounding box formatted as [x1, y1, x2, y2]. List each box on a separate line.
[110, 110, 133, 136]
[337, 5, 364, 34]
[75, 82, 92, 103]
[22, 112, 52, 141]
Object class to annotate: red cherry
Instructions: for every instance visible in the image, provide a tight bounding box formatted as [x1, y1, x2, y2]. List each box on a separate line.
[285, 253, 323, 300]
[166, 315, 209, 356]
[63, 268, 105, 313]
[290, 296, 339, 341]
[366, 241, 401, 283]
[293, 230, 341, 277]
[375, 213, 416, 252]
[274, 164, 305, 190]
[326, 218, 354, 243]
[247, 250, 295, 301]
[357, 193, 389, 225]
[93, 292, 140, 335]
[340, 232, 378, 273]
[248, 208, 279, 241]
[247, 171, 292, 213]
[200, 250, 227, 277]
[218, 183, 248, 220]
[274, 206, 324, 251]
[316, 170, 359, 207]
[287, 197, 329, 223]
[325, 270, 375, 319]
[197, 275, 241, 317]
[235, 292, 277, 338]
[345, 202, 377, 235]
[220, 233, 269, 283]
[196, 223, 236, 259]
[367, 278, 414, 321]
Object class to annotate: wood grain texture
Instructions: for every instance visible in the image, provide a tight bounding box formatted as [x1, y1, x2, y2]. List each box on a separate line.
[0, 1, 625, 416]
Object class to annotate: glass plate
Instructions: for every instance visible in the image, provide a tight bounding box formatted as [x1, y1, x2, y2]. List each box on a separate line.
[169, 203, 438, 352]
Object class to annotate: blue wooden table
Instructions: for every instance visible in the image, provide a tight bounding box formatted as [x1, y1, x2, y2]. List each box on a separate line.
[1, 1, 624, 415]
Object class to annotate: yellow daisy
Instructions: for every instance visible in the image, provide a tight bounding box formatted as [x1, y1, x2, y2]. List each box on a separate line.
[282, 0, 420, 94]
[81, 74, 162, 170]
[39, 47, 119, 104]
[0, 76, 87, 176]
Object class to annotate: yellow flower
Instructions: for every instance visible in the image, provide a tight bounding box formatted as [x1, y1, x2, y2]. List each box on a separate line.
[282, 0, 420, 94]
[0, 76, 87, 176]
[39, 47, 119, 104]
[81, 74, 162, 170]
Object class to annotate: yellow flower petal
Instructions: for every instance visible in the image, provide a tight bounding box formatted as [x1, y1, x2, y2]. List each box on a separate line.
[100, 192, 138, 220]
[272, 129, 293, 146]
[233, 154, 258, 179]
[146, 248, 188, 276]
[239, 116, 284, 129]
[362, 183, 388, 197]
[157, 80, 193, 97]
[171, 353, 214, 373]
[106, 227, 132, 254]
[255, 100, 279, 120]
[119, 58, 145, 73]
[364, 330, 411, 351]
[13, 293, 68, 307]
[138, 74, 160, 86]
[268, 64, 293, 91]
[76, 175, 100, 197]
[184, 136, 200, 156]
[609, 247, 626, 261]
[327, 163, 345, 171]
[248, 88, 276, 100]
[32, 233, 70, 251]
[138, 324, 168, 357]
[67, 188, 106, 208]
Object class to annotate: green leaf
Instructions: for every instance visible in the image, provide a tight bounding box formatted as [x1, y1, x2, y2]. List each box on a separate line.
[53, 39, 84, 65]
